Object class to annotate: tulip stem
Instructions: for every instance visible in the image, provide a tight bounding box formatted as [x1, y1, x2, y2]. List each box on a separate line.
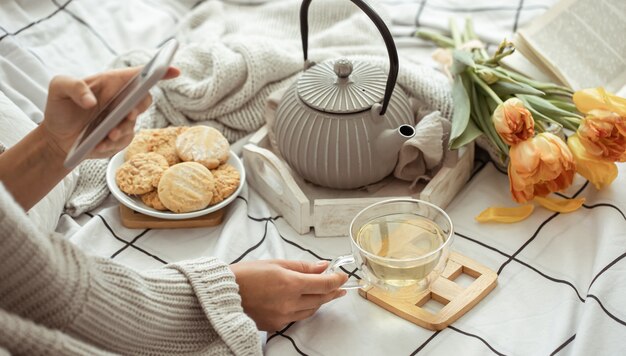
[492, 67, 573, 94]
[450, 18, 462, 47]
[469, 71, 503, 104]
[558, 116, 582, 129]
[480, 93, 510, 154]
[464, 17, 489, 59]
[534, 118, 546, 133]
[547, 99, 578, 113]
[414, 29, 455, 48]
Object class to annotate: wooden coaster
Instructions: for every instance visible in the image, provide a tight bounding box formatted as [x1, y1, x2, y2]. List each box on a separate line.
[119, 204, 225, 229]
[358, 252, 498, 330]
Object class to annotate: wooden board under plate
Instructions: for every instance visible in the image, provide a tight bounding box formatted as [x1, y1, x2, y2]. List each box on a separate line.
[119, 204, 224, 229]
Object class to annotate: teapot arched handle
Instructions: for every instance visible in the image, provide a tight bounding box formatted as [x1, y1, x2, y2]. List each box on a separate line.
[300, 0, 398, 116]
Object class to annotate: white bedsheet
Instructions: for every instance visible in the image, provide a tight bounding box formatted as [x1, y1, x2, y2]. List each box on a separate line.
[2, 1, 625, 355]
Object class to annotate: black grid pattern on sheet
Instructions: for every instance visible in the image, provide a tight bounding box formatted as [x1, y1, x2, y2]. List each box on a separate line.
[0, 0, 75, 42]
[258, 158, 626, 355]
[50, 0, 118, 55]
[4, 1, 625, 355]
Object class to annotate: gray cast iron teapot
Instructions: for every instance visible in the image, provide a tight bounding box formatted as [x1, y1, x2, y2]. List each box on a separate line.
[273, 0, 415, 189]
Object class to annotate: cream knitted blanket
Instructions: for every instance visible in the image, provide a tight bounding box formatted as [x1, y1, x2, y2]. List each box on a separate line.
[71, 0, 452, 214]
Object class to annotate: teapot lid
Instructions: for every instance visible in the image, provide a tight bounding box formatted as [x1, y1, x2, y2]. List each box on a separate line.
[297, 59, 386, 114]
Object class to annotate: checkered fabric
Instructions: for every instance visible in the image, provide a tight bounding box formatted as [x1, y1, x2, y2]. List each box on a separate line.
[1, 1, 625, 355]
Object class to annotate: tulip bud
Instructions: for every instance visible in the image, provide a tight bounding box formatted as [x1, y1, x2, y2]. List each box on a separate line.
[492, 98, 535, 145]
[476, 68, 498, 84]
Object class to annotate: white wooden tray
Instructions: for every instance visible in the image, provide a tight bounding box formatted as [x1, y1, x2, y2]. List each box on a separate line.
[242, 126, 474, 236]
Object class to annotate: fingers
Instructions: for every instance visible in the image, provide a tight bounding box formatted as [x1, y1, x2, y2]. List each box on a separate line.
[135, 94, 153, 115]
[94, 113, 137, 155]
[94, 131, 133, 154]
[107, 113, 137, 141]
[49, 75, 97, 109]
[299, 270, 348, 294]
[275, 260, 330, 274]
[163, 66, 180, 80]
[272, 259, 348, 294]
[87, 66, 142, 84]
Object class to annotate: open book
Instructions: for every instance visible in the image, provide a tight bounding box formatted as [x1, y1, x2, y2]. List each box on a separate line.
[505, 0, 626, 96]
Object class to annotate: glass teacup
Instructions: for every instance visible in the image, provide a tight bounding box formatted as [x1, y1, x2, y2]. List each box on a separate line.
[326, 198, 454, 298]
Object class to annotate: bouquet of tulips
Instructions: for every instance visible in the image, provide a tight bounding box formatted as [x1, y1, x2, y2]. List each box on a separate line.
[416, 19, 626, 222]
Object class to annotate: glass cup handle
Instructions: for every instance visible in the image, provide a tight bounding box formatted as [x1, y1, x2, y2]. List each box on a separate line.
[324, 255, 364, 290]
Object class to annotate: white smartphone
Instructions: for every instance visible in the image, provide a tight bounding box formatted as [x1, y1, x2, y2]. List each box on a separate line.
[63, 39, 179, 169]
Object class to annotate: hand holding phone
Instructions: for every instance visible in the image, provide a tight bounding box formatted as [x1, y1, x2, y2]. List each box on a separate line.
[59, 39, 179, 169]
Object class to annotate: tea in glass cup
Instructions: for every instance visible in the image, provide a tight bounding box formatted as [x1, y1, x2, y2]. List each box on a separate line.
[326, 199, 454, 297]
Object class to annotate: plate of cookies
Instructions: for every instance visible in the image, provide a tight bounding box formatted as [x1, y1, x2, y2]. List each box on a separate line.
[106, 125, 245, 220]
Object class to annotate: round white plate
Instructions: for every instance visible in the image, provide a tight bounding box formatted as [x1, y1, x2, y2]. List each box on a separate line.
[106, 150, 246, 220]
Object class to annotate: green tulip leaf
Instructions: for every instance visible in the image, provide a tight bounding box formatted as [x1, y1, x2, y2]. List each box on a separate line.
[546, 99, 577, 112]
[451, 50, 475, 75]
[449, 74, 471, 146]
[491, 81, 545, 96]
[450, 116, 482, 149]
[519, 95, 576, 118]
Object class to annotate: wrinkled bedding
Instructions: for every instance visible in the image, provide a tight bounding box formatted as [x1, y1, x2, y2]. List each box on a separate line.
[1, 1, 624, 355]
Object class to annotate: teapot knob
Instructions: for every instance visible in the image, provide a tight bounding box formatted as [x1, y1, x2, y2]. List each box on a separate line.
[333, 59, 353, 78]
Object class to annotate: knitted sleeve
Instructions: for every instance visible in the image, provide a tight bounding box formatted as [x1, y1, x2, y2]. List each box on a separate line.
[0, 184, 261, 355]
[0, 308, 116, 355]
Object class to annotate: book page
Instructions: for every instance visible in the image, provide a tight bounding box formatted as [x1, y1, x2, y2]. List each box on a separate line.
[501, 42, 564, 85]
[517, 0, 626, 92]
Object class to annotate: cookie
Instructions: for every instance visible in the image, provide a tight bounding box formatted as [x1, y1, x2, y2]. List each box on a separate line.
[210, 163, 241, 205]
[116, 152, 169, 195]
[125, 127, 188, 166]
[158, 162, 215, 213]
[141, 191, 167, 211]
[176, 126, 229, 169]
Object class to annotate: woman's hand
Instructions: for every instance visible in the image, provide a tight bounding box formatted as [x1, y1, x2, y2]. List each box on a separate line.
[229, 260, 348, 331]
[0, 66, 179, 211]
[42, 66, 179, 160]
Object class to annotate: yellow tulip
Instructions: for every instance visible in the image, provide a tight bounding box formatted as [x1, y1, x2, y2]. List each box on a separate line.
[492, 98, 535, 145]
[508, 133, 576, 203]
[573, 87, 626, 116]
[567, 134, 618, 189]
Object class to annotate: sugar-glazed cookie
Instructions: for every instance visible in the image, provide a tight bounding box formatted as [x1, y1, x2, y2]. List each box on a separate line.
[141, 191, 167, 211]
[210, 163, 241, 205]
[125, 127, 188, 166]
[175, 126, 229, 169]
[158, 162, 215, 213]
[116, 152, 169, 195]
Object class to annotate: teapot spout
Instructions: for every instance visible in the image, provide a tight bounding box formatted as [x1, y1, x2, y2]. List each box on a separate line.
[375, 124, 415, 159]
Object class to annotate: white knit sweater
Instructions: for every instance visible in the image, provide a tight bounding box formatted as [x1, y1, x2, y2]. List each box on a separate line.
[0, 183, 261, 355]
[61, 0, 451, 216]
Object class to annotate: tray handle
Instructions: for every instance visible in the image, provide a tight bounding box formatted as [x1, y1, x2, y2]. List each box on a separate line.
[242, 143, 311, 234]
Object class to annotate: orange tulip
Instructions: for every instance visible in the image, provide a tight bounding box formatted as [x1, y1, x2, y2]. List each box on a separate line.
[492, 98, 535, 145]
[567, 134, 618, 189]
[573, 87, 626, 162]
[508, 133, 576, 203]
[577, 112, 626, 162]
